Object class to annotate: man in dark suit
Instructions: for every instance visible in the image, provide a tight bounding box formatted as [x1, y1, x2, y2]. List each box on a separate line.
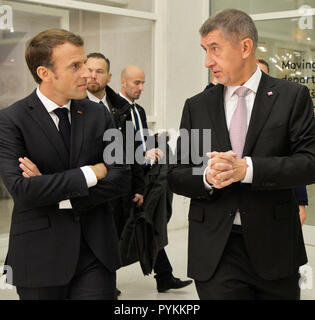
[0, 29, 130, 300]
[85, 53, 143, 298]
[85, 54, 145, 247]
[168, 9, 315, 299]
[119, 65, 192, 292]
[85, 53, 118, 116]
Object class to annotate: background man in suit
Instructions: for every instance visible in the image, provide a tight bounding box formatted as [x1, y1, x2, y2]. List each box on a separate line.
[168, 9, 315, 299]
[86, 52, 120, 116]
[119, 65, 192, 292]
[85, 53, 138, 299]
[257, 58, 309, 226]
[0, 29, 130, 300]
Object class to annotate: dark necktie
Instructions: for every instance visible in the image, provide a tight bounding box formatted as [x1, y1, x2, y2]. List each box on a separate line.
[131, 104, 147, 168]
[54, 108, 71, 152]
[130, 103, 141, 135]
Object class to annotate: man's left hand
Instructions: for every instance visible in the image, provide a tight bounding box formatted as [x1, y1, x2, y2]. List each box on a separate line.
[231, 158, 248, 182]
[206, 151, 248, 187]
[133, 193, 144, 206]
[299, 205, 307, 226]
[145, 148, 164, 163]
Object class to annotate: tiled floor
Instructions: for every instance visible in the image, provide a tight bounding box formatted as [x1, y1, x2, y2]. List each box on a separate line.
[1, 226, 315, 300]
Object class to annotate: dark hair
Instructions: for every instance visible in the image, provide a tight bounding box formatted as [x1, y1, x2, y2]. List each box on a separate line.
[87, 52, 110, 72]
[200, 9, 258, 49]
[25, 29, 84, 84]
[258, 58, 270, 73]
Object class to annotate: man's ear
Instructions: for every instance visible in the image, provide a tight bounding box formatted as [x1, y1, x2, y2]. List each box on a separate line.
[108, 72, 112, 84]
[121, 77, 126, 89]
[241, 38, 253, 59]
[36, 66, 52, 83]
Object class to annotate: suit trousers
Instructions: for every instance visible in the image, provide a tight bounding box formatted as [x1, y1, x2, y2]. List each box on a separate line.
[195, 231, 300, 300]
[16, 229, 116, 300]
[153, 248, 173, 277]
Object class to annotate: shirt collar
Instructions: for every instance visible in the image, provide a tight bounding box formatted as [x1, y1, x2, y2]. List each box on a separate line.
[36, 87, 71, 113]
[119, 92, 134, 105]
[86, 90, 107, 104]
[225, 66, 262, 101]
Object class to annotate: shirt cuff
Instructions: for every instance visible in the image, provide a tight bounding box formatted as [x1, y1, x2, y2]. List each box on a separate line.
[241, 157, 253, 184]
[203, 166, 214, 194]
[59, 200, 72, 209]
[80, 166, 98, 188]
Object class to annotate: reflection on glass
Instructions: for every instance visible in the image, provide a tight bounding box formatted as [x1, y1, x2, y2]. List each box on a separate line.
[255, 19, 314, 104]
[255, 18, 315, 227]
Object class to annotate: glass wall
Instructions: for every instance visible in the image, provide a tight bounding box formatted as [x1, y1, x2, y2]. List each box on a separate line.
[255, 18, 315, 105]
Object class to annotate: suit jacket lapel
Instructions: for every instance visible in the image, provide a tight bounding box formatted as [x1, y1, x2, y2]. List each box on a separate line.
[25, 91, 70, 168]
[243, 73, 279, 156]
[205, 84, 232, 151]
[70, 100, 85, 168]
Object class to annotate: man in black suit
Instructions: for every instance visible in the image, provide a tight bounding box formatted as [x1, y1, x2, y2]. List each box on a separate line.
[85, 52, 120, 117]
[85, 54, 145, 244]
[85, 53, 143, 298]
[119, 65, 192, 292]
[168, 9, 315, 299]
[0, 29, 130, 300]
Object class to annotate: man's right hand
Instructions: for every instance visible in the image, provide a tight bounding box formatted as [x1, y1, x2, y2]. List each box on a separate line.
[205, 151, 236, 189]
[89, 163, 107, 180]
[145, 148, 164, 163]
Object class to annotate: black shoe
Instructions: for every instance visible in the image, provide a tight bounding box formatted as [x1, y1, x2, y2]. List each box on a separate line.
[114, 288, 121, 300]
[156, 275, 193, 293]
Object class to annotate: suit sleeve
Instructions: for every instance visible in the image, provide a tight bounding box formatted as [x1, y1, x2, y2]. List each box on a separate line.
[168, 99, 218, 200]
[0, 111, 89, 209]
[294, 186, 308, 206]
[70, 108, 131, 211]
[252, 85, 315, 190]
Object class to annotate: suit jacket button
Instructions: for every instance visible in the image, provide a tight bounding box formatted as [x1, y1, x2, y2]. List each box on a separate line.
[228, 210, 234, 217]
[241, 211, 246, 215]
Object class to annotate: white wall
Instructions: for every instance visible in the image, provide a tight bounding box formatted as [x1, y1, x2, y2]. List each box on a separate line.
[164, 0, 209, 231]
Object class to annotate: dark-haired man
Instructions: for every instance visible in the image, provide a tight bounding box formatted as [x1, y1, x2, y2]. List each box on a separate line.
[0, 29, 130, 300]
[86, 53, 113, 111]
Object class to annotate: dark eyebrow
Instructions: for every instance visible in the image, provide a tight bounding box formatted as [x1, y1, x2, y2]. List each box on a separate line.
[206, 42, 219, 47]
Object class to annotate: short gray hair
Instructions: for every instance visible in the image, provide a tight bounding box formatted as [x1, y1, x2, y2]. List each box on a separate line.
[199, 9, 258, 49]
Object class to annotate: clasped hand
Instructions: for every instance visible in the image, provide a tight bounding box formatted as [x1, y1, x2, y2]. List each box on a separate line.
[205, 151, 248, 189]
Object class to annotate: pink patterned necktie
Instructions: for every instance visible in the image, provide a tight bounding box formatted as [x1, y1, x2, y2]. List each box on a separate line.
[229, 87, 251, 158]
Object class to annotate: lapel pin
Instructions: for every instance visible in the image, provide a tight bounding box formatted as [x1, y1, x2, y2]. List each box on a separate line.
[77, 110, 83, 115]
[267, 91, 273, 96]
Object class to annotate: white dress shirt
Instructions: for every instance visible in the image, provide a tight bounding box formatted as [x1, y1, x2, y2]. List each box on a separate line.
[204, 66, 262, 224]
[86, 90, 110, 112]
[119, 92, 147, 152]
[36, 87, 97, 209]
